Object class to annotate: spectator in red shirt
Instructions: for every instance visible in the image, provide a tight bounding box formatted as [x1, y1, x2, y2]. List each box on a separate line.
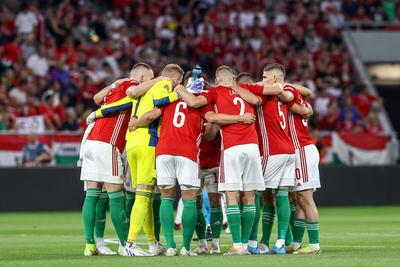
[352, 85, 383, 117]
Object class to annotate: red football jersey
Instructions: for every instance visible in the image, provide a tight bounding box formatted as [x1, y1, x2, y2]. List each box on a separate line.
[201, 86, 258, 150]
[240, 83, 294, 157]
[87, 80, 136, 153]
[199, 105, 221, 169]
[284, 85, 313, 149]
[156, 100, 208, 163]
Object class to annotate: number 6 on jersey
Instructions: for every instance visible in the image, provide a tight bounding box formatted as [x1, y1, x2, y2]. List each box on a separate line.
[173, 102, 187, 128]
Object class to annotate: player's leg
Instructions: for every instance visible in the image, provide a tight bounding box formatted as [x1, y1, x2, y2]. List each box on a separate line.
[153, 186, 161, 243]
[293, 145, 321, 254]
[95, 190, 116, 255]
[159, 187, 177, 256]
[271, 185, 290, 254]
[156, 155, 177, 256]
[180, 188, 199, 256]
[175, 156, 201, 256]
[260, 190, 275, 253]
[209, 192, 222, 253]
[295, 189, 320, 254]
[125, 190, 135, 220]
[194, 193, 208, 253]
[124, 147, 156, 256]
[82, 180, 102, 256]
[285, 192, 296, 249]
[104, 182, 128, 249]
[291, 195, 306, 252]
[247, 190, 263, 254]
[240, 191, 256, 252]
[174, 198, 183, 229]
[224, 190, 242, 255]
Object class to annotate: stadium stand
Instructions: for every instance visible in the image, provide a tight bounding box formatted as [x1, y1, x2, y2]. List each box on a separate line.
[0, 0, 398, 165]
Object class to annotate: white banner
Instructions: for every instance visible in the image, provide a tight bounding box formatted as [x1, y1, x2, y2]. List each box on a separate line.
[15, 115, 46, 134]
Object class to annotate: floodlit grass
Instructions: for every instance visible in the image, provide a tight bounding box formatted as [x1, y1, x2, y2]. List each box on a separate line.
[1, 206, 400, 267]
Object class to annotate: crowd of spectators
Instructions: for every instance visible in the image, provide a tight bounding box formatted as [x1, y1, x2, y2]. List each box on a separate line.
[0, 0, 395, 135]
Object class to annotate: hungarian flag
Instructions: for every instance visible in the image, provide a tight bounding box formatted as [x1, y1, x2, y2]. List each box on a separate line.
[331, 132, 397, 165]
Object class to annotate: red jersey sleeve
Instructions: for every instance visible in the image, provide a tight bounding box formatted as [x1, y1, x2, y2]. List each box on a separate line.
[201, 88, 216, 105]
[239, 83, 264, 96]
[284, 85, 301, 109]
[200, 105, 215, 119]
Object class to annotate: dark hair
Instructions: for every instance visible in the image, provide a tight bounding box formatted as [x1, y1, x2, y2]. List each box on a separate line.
[236, 72, 254, 84]
[263, 63, 286, 77]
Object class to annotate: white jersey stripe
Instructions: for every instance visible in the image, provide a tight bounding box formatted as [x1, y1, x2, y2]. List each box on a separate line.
[256, 106, 269, 173]
[110, 111, 126, 145]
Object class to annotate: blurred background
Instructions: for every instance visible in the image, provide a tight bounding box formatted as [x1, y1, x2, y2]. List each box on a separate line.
[0, 0, 400, 210]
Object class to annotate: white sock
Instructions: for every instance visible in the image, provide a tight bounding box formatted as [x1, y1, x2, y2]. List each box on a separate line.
[292, 242, 301, 250]
[275, 239, 285, 248]
[309, 243, 320, 250]
[96, 237, 105, 247]
[242, 243, 248, 249]
[199, 239, 207, 248]
[212, 238, 220, 247]
[233, 242, 242, 249]
[248, 240, 258, 248]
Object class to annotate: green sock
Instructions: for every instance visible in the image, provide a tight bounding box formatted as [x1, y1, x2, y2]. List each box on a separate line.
[249, 192, 262, 242]
[82, 188, 101, 244]
[125, 191, 135, 219]
[153, 193, 161, 242]
[276, 189, 290, 240]
[261, 205, 275, 246]
[307, 222, 320, 244]
[195, 208, 206, 240]
[285, 203, 296, 246]
[241, 204, 256, 245]
[292, 219, 306, 243]
[210, 205, 222, 239]
[160, 197, 176, 248]
[226, 205, 241, 244]
[182, 199, 197, 250]
[108, 190, 128, 246]
[95, 192, 108, 239]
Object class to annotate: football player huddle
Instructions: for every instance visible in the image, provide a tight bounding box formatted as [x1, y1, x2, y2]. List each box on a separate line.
[79, 62, 321, 257]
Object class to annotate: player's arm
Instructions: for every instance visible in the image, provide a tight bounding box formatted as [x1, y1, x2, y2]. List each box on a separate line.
[86, 96, 133, 124]
[126, 76, 171, 98]
[230, 83, 262, 106]
[175, 85, 208, 108]
[128, 108, 162, 131]
[254, 81, 284, 96]
[290, 102, 313, 118]
[277, 90, 294, 102]
[205, 111, 256, 126]
[205, 122, 220, 141]
[153, 84, 182, 107]
[286, 83, 312, 97]
[93, 78, 129, 105]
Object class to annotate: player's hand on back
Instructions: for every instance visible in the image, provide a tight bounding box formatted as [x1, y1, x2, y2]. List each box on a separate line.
[240, 112, 256, 124]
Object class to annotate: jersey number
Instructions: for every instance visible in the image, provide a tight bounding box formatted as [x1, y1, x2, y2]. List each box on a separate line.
[233, 97, 245, 115]
[173, 102, 187, 128]
[277, 101, 286, 130]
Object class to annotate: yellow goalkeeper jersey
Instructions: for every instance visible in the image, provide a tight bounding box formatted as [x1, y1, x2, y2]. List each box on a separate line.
[125, 80, 179, 151]
[93, 79, 179, 151]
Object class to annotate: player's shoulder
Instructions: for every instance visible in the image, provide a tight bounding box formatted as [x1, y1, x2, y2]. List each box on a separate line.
[152, 79, 173, 92]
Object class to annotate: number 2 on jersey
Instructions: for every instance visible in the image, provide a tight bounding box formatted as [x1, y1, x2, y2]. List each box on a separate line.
[173, 102, 187, 128]
[233, 97, 245, 115]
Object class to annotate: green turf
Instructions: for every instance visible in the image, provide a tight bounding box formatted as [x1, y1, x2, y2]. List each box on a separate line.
[1, 206, 400, 267]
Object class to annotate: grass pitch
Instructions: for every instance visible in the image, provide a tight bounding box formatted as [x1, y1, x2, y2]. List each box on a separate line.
[1, 206, 400, 267]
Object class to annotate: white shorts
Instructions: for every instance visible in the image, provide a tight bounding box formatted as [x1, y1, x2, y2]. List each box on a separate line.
[264, 154, 295, 189]
[219, 144, 264, 192]
[199, 167, 219, 194]
[156, 155, 200, 189]
[80, 140, 124, 184]
[293, 144, 321, 191]
[124, 163, 136, 193]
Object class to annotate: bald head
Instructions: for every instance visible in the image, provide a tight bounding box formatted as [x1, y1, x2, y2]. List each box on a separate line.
[215, 66, 236, 84]
[262, 63, 285, 84]
[130, 62, 154, 83]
